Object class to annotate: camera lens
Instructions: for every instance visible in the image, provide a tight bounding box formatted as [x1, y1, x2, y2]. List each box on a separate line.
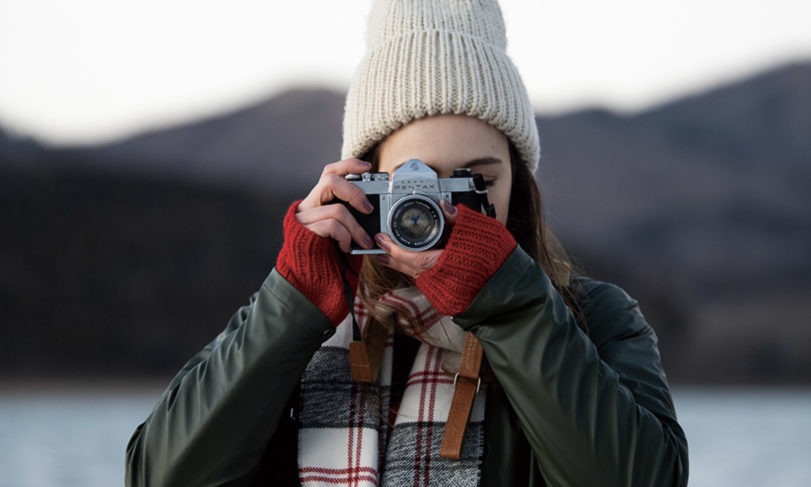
[388, 195, 443, 251]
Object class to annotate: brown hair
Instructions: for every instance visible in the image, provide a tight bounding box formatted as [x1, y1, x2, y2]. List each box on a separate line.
[356, 141, 586, 333]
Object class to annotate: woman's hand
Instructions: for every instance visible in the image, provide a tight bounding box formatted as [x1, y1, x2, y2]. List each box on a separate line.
[376, 203, 517, 316]
[275, 158, 375, 325]
[297, 158, 376, 253]
[373, 199, 458, 278]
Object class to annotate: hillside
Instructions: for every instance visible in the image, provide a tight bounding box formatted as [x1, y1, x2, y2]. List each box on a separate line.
[86, 89, 345, 188]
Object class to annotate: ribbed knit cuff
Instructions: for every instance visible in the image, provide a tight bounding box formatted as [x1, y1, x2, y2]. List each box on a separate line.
[276, 201, 358, 326]
[416, 204, 516, 316]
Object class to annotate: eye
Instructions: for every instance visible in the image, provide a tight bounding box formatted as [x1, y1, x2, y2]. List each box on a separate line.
[485, 179, 496, 187]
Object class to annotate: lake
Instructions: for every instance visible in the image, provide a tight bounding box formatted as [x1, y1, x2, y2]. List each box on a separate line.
[0, 385, 809, 486]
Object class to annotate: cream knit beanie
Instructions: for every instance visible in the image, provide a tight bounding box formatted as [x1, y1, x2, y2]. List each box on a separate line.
[341, 0, 540, 173]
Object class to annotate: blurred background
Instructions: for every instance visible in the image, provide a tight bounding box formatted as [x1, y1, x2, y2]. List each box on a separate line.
[1, 0, 810, 486]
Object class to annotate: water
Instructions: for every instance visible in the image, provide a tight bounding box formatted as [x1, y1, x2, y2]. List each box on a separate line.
[676, 388, 811, 486]
[0, 385, 160, 487]
[0, 385, 809, 486]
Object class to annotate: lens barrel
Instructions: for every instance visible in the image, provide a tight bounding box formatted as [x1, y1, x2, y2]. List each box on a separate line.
[388, 195, 444, 251]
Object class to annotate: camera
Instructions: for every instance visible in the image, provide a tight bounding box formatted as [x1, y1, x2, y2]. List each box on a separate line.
[341, 159, 494, 254]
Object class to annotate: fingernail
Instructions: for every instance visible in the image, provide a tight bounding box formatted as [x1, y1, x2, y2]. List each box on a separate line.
[447, 202, 457, 215]
[375, 234, 389, 250]
[376, 255, 390, 266]
[363, 200, 374, 213]
[363, 233, 374, 249]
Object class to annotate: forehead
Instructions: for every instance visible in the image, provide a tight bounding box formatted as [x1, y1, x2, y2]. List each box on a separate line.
[378, 114, 509, 171]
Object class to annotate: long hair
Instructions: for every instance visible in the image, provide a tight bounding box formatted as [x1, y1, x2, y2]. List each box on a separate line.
[356, 141, 586, 333]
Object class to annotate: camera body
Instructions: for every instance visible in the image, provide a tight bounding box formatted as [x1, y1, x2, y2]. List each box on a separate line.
[343, 159, 494, 254]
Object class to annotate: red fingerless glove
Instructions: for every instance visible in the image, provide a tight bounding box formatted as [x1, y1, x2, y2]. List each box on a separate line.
[415, 204, 517, 316]
[276, 201, 360, 326]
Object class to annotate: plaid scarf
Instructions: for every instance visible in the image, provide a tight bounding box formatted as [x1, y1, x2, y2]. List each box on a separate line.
[297, 288, 486, 486]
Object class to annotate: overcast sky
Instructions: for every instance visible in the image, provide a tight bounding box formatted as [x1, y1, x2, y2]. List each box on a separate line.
[1, 0, 810, 145]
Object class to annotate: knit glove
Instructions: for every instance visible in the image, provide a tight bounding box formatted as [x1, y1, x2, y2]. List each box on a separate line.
[276, 200, 360, 326]
[415, 204, 517, 316]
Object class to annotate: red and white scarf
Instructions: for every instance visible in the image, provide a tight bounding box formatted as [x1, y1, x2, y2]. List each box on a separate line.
[297, 288, 486, 486]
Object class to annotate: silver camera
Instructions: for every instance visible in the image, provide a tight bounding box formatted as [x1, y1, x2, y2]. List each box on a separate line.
[342, 159, 494, 254]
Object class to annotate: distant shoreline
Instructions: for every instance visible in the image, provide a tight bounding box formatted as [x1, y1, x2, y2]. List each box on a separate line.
[1, 376, 810, 396]
[0, 376, 169, 396]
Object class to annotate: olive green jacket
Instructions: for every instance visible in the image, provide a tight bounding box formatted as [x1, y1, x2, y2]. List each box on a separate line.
[126, 248, 688, 486]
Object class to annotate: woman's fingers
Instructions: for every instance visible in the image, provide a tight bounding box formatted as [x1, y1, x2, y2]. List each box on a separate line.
[374, 201, 460, 277]
[300, 159, 373, 214]
[374, 233, 442, 278]
[297, 204, 375, 250]
[321, 158, 372, 177]
[305, 218, 355, 253]
[295, 158, 375, 253]
[440, 199, 458, 225]
[323, 173, 375, 213]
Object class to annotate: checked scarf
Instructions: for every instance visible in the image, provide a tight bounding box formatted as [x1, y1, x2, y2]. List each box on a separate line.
[297, 288, 486, 487]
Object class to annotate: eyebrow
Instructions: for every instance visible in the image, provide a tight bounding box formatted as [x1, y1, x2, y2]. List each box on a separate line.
[463, 157, 503, 169]
[390, 156, 503, 172]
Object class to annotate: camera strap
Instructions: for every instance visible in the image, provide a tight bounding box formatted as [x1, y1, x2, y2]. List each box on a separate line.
[440, 331, 483, 460]
[336, 248, 361, 342]
[471, 173, 497, 218]
[337, 249, 385, 383]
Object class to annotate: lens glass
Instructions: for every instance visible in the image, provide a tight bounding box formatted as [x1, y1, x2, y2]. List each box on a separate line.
[389, 196, 442, 251]
[399, 206, 433, 240]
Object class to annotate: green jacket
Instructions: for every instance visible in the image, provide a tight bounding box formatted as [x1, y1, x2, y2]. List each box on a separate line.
[126, 248, 688, 486]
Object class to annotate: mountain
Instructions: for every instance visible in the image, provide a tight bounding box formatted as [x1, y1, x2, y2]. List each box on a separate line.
[2, 60, 809, 383]
[538, 61, 811, 285]
[0, 126, 45, 167]
[86, 88, 345, 188]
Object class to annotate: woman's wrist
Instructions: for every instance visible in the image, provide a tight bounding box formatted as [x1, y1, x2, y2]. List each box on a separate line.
[416, 204, 516, 316]
[276, 201, 357, 325]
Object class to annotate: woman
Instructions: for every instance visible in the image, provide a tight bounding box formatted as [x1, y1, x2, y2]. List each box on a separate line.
[126, 1, 688, 486]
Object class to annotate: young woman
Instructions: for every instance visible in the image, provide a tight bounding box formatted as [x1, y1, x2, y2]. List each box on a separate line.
[126, 1, 688, 486]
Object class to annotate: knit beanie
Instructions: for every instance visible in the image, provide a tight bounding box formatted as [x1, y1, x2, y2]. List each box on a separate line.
[341, 0, 540, 173]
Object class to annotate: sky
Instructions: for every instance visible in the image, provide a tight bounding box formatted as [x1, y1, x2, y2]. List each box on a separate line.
[1, 0, 810, 145]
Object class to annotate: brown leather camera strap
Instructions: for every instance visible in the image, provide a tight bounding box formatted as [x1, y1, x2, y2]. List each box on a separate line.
[440, 331, 483, 460]
[350, 318, 388, 383]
